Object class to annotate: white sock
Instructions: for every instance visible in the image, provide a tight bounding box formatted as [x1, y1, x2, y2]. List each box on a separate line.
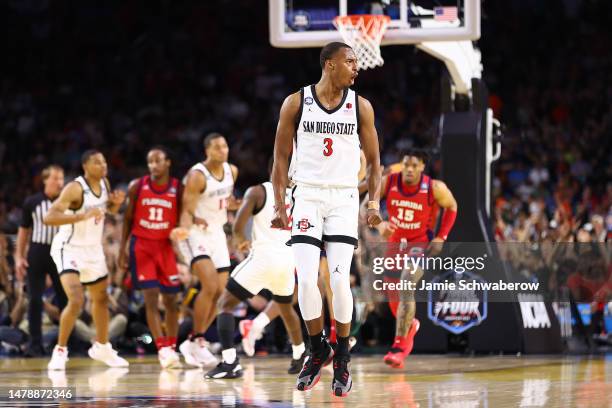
[252, 313, 271, 333]
[292, 343, 306, 360]
[222, 348, 237, 364]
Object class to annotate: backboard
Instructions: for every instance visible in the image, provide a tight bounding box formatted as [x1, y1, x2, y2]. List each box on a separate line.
[269, 0, 480, 48]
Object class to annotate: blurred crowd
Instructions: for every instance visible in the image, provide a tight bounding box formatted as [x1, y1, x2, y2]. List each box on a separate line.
[0, 1, 610, 354]
[482, 0, 612, 337]
[485, 1, 611, 244]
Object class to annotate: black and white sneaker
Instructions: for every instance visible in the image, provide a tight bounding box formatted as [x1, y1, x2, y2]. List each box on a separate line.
[331, 354, 352, 397]
[204, 359, 243, 379]
[296, 341, 334, 391]
[288, 351, 307, 374]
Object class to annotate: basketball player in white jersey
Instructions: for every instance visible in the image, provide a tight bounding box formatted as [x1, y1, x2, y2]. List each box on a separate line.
[174, 133, 239, 367]
[45, 150, 129, 370]
[238, 152, 365, 356]
[204, 161, 305, 379]
[272, 42, 382, 397]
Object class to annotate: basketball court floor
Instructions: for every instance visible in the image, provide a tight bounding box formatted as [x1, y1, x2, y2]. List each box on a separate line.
[1, 354, 610, 407]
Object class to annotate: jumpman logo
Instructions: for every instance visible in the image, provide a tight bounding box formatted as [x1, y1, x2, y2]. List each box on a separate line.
[333, 265, 341, 274]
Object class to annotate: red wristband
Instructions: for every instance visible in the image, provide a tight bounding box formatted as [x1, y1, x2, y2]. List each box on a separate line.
[437, 209, 457, 240]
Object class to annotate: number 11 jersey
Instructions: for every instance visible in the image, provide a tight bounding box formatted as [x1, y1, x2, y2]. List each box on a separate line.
[293, 85, 361, 188]
[132, 175, 180, 240]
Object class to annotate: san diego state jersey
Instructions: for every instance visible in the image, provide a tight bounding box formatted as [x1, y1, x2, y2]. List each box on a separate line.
[292, 85, 361, 188]
[385, 173, 437, 243]
[187, 162, 234, 230]
[132, 176, 180, 240]
[54, 176, 108, 247]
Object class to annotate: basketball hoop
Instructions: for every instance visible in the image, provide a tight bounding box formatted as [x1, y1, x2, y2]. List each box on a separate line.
[333, 15, 391, 71]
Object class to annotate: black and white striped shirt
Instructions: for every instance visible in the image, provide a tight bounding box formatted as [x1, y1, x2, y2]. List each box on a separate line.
[21, 192, 59, 245]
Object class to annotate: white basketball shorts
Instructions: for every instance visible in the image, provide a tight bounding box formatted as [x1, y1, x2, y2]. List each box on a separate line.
[50, 239, 108, 285]
[179, 226, 231, 272]
[289, 184, 359, 248]
[226, 245, 295, 303]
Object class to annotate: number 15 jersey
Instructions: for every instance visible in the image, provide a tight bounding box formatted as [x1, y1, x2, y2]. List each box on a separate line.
[293, 85, 361, 188]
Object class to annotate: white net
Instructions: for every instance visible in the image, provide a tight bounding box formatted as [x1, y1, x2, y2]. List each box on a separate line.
[333, 15, 391, 71]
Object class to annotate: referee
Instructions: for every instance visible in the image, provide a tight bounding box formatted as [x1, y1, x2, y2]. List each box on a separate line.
[14, 164, 68, 357]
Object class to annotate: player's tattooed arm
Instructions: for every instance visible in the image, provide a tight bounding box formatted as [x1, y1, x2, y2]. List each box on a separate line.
[358, 95, 382, 227]
[118, 179, 139, 271]
[271, 91, 301, 229]
[44, 181, 99, 226]
[232, 185, 264, 252]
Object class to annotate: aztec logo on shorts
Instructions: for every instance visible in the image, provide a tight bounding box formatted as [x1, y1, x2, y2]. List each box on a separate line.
[296, 218, 315, 232]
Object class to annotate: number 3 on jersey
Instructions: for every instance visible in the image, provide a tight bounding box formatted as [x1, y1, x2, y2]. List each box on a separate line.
[323, 137, 333, 156]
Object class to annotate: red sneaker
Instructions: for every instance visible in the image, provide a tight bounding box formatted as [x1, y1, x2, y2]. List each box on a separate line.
[383, 319, 420, 369]
[383, 338, 408, 369]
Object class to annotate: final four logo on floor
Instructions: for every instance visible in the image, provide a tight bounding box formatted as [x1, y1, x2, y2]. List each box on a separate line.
[427, 269, 488, 334]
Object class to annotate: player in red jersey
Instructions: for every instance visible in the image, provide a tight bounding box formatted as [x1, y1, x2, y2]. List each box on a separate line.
[119, 147, 182, 368]
[379, 149, 457, 368]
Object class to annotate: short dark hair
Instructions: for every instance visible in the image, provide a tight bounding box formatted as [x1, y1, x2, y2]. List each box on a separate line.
[203, 132, 225, 149]
[81, 149, 102, 165]
[148, 145, 171, 161]
[42, 164, 63, 181]
[402, 148, 429, 164]
[320, 42, 352, 69]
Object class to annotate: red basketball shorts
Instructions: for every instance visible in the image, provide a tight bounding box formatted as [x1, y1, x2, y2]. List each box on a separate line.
[129, 236, 180, 293]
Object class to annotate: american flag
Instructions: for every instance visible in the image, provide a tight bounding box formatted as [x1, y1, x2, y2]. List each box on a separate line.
[434, 6, 458, 22]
